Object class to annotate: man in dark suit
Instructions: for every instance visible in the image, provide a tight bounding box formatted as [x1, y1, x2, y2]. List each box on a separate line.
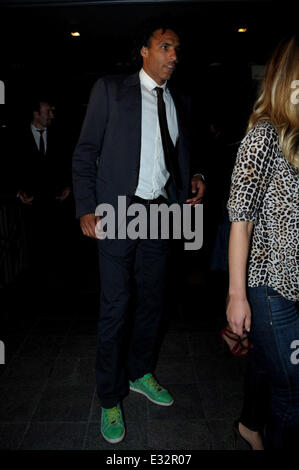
[72, 20, 205, 444]
[17, 99, 71, 299]
[17, 99, 71, 205]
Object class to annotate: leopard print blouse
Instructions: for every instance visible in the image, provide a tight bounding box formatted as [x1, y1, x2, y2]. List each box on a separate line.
[227, 121, 299, 302]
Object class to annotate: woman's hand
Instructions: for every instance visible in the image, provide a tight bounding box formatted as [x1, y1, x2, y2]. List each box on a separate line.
[226, 294, 251, 336]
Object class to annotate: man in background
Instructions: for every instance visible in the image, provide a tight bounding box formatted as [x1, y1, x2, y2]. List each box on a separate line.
[17, 98, 72, 305]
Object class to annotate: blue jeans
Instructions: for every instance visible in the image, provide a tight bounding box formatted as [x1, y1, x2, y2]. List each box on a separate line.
[241, 285, 299, 448]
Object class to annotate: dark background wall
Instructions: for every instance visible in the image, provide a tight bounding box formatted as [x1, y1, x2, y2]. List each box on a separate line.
[1, 0, 296, 198]
[0, 0, 296, 285]
[1, 1, 296, 211]
[0, 0, 295, 132]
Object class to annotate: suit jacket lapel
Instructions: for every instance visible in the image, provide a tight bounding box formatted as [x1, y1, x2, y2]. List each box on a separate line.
[120, 72, 141, 118]
[119, 72, 142, 166]
[168, 86, 185, 139]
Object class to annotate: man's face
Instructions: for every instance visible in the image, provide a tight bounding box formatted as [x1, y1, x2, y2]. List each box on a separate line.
[141, 29, 180, 85]
[33, 102, 54, 128]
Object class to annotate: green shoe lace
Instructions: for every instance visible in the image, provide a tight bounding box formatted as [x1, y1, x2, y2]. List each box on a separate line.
[104, 406, 122, 425]
[141, 373, 163, 392]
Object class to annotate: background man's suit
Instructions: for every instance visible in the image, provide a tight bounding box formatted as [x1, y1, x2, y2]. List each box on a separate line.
[18, 126, 70, 203]
[72, 71, 193, 408]
[17, 125, 72, 296]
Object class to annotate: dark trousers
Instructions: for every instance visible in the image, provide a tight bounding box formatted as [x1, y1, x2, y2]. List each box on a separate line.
[240, 285, 299, 449]
[96, 205, 169, 408]
[24, 199, 73, 282]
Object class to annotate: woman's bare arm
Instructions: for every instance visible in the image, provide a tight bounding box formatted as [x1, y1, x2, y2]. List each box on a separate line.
[226, 221, 254, 336]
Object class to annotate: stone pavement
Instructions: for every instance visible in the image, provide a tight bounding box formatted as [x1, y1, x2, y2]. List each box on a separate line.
[0, 268, 250, 450]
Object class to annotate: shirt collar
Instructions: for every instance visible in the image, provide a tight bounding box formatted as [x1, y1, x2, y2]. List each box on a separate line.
[31, 124, 47, 133]
[139, 68, 168, 94]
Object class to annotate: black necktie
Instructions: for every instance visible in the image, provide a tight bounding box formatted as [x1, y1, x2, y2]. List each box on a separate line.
[155, 87, 182, 190]
[38, 129, 45, 156]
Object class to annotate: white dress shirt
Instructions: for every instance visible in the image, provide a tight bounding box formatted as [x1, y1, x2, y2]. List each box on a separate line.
[31, 124, 47, 152]
[135, 68, 179, 199]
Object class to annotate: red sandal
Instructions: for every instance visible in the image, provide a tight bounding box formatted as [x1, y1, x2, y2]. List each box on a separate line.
[220, 327, 249, 356]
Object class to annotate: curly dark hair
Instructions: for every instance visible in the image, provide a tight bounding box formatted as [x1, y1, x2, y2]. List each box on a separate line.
[131, 16, 181, 69]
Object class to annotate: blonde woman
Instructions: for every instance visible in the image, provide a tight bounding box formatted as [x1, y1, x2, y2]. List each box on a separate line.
[226, 34, 299, 449]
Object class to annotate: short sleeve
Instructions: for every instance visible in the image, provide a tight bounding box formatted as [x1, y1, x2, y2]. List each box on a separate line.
[227, 123, 278, 222]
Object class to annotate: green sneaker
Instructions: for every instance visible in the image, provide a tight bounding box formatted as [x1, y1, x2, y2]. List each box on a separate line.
[129, 373, 174, 406]
[101, 403, 125, 444]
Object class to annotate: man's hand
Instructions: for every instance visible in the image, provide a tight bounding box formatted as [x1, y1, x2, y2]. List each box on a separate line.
[18, 191, 34, 205]
[80, 213, 101, 239]
[186, 174, 206, 206]
[56, 186, 71, 202]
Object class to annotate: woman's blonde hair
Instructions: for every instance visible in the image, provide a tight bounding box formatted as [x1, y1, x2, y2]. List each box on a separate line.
[248, 34, 299, 169]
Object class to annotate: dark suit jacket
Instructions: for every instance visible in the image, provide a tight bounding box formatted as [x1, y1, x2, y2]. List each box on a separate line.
[17, 125, 71, 202]
[72, 72, 193, 219]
